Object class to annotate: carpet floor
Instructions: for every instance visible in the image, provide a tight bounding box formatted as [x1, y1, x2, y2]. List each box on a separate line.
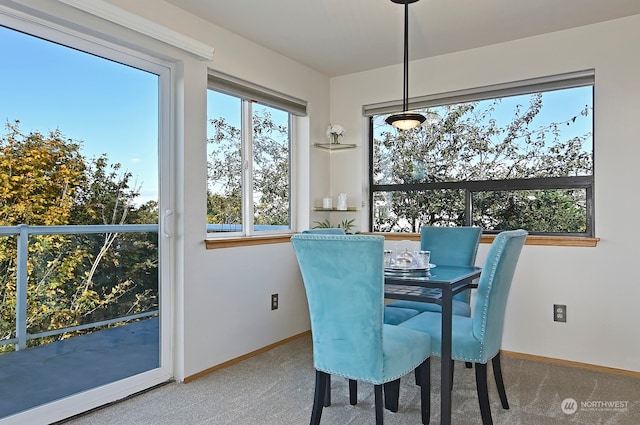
[61, 335, 640, 425]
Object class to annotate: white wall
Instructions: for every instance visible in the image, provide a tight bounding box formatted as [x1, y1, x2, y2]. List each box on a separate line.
[329, 15, 640, 372]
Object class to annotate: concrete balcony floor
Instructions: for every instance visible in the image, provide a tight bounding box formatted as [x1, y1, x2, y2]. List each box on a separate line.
[0, 318, 159, 419]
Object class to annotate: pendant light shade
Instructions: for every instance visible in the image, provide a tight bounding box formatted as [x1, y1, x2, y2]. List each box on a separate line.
[385, 111, 426, 130]
[386, 0, 425, 130]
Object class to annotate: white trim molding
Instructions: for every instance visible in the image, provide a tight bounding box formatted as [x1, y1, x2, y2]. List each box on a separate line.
[57, 0, 214, 60]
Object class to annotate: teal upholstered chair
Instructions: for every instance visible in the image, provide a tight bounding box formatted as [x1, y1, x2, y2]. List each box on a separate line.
[398, 229, 527, 425]
[384, 226, 482, 325]
[301, 228, 346, 235]
[291, 234, 432, 425]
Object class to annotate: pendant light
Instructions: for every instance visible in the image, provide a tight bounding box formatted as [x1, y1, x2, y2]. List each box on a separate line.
[385, 0, 426, 130]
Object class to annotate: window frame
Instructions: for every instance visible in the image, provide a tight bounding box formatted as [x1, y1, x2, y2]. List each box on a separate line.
[206, 71, 305, 238]
[366, 71, 595, 237]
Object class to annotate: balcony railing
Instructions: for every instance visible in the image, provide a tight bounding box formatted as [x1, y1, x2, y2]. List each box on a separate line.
[0, 224, 159, 351]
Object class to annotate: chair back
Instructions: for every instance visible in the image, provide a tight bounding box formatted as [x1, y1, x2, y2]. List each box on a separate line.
[472, 229, 527, 361]
[301, 228, 346, 235]
[291, 234, 385, 381]
[421, 226, 482, 303]
[420, 226, 482, 267]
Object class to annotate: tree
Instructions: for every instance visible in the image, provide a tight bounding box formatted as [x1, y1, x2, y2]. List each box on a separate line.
[207, 109, 290, 228]
[0, 122, 158, 351]
[207, 117, 242, 227]
[0, 122, 86, 226]
[373, 93, 593, 233]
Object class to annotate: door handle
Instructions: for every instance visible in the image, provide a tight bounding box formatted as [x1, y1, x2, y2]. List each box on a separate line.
[162, 209, 173, 238]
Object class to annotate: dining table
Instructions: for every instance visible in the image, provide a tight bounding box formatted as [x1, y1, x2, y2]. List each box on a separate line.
[384, 264, 482, 425]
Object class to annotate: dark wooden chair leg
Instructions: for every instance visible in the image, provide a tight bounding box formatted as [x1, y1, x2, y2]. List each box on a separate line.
[383, 379, 401, 412]
[374, 384, 384, 425]
[475, 363, 493, 425]
[492, 354, 509, 409]
[450, 359, 455, 391]
[323, 374, 331, 407]
[311, 370, 328, 425]
[417, 359, 431, 425]
[349, 379, 358, 405]
[465, 362, 473, 368]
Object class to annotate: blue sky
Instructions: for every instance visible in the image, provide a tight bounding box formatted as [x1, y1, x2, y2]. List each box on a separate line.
[207, 90, 241, 138]
[494, 87, 592, 138]
[0, 25, 159, 204]
[2, 23, 592, 206]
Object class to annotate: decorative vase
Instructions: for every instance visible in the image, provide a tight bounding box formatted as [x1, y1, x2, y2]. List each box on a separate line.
[330, 134, 341, 144]
[337, 193, 348, 210]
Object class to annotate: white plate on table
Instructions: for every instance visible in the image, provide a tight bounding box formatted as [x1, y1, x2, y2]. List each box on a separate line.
[385, 263, 436, 273]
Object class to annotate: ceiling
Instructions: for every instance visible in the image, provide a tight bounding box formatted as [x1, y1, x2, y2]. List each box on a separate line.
[164, 0, 640, 77]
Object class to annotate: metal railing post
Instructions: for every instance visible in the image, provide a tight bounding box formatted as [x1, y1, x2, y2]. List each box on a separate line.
[464, 189, 473, 226]
[16, 224, 29, 351]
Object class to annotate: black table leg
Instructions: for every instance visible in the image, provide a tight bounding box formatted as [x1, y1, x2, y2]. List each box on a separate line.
[440, 287, 453, 425]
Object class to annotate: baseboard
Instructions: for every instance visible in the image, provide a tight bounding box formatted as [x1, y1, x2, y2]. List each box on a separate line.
[501, 350, 640, 379]
[184, 330, 311, 383]
[184, 335, 639, 383]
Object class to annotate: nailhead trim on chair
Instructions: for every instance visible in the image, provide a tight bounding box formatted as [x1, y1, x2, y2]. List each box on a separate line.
[318, 356, 429, 385]
[473, 232, 508, 363]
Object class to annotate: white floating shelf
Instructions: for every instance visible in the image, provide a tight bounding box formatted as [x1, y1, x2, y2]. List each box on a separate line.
[313, 207, 357, 212]
[313, 143, 357, 151]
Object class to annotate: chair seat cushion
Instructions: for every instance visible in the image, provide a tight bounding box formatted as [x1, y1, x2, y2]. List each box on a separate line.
[379, 324, 432, 384]
[398, 311, 496, 363]
[383, 306, 420, 325]
[386, 299, 472, 317]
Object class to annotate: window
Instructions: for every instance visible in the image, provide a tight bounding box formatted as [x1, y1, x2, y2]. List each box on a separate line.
[367, 71, 594, 236]
[207, 72, 305, 236]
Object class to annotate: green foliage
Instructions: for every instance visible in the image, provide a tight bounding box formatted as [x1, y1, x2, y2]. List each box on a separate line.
[312, 218, 333, 228]
[472, 189, 586, 233]
[312, 218, 356, 234]
[0, 122, 86, 225]
[207, 109, 290, 228]
[0, 122, 158, 351]
[206, 116, 242, 226]
[373, 94, 593, 232]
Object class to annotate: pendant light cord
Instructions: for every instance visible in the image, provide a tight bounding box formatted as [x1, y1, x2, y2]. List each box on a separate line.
[386, 0, 426, 130]
[403, 1, 409, 112]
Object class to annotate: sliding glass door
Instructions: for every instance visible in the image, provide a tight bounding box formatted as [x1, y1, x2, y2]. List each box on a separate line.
[0, 13, 172, 424]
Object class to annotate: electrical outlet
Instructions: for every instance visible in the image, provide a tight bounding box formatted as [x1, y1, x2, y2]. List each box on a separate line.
[271, 294, 279, 310]
[554, 304, 566, 322]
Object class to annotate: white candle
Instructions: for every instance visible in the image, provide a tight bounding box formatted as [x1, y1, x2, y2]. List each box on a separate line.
[322, 197, 333, 209]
